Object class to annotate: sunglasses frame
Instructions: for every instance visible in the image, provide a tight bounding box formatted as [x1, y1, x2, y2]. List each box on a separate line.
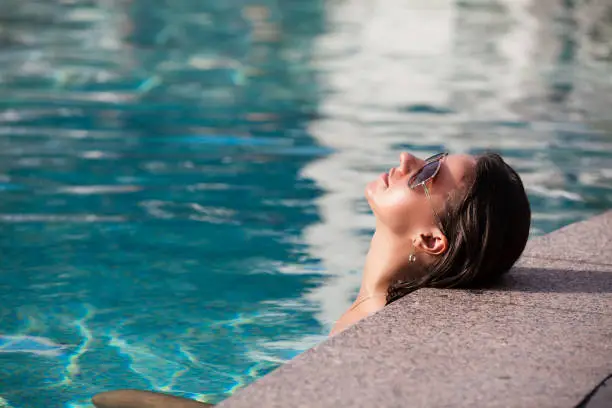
[408, 152, 448, 228]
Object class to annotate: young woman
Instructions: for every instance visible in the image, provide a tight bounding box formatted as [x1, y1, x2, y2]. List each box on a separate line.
[331, 151, 531, 335]
[92, 151, 531, 407]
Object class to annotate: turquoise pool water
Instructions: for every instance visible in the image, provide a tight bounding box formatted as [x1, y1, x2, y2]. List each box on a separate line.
[0, 1, 611, 407]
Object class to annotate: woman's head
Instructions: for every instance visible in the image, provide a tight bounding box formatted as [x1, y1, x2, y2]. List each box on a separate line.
[365, 151, 531, 303]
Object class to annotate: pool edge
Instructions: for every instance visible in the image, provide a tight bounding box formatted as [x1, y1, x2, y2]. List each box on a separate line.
[217, 210, 612, 408]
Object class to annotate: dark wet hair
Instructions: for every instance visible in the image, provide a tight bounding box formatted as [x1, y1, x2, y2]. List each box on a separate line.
[387, 152, 531, 304]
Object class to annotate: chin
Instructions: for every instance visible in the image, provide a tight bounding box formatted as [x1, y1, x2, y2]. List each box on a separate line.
[365, 179, 381, 198]
[365, 195, 380, 219]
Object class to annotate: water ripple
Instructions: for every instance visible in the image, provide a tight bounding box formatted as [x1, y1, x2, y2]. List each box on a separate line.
[0, 214, 126, 223]
[56, 185, 142, 195]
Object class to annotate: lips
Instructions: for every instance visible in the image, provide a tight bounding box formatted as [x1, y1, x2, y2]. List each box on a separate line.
[380, 172, 389, 187]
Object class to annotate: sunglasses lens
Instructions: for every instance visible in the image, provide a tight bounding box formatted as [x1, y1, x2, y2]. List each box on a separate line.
[409, 160, 440, 188]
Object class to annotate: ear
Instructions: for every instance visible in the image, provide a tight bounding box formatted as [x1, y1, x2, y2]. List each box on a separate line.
[413, 227, 448, 257]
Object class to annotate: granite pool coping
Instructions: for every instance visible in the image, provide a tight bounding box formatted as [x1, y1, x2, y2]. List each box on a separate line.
[218, 211, 612, 408]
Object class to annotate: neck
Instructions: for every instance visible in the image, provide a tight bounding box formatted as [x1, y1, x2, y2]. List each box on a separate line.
[359, 227, 415, 297]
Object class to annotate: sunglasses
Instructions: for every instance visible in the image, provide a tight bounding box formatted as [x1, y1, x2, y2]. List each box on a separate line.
[408, 152, 448, 226]
[408, 152, 448, 189]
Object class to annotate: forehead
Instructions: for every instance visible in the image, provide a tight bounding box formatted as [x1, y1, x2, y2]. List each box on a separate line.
[435, 154, 476, 195]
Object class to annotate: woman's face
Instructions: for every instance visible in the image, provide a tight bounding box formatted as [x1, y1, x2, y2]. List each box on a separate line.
[366, 152, 476, 235]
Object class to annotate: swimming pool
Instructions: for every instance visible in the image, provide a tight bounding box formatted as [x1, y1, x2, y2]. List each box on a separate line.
[0, 1, 611, 407]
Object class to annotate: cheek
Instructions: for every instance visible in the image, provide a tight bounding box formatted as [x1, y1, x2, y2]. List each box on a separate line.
[370, 188, 417, 223]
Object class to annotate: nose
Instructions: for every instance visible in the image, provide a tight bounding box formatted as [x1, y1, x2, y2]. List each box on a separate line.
[399, 152, 423, 175]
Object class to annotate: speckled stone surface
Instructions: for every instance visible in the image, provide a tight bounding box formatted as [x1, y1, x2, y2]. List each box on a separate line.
[217, 211, 612, 408]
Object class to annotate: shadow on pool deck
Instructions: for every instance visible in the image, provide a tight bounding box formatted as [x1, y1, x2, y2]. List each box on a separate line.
[490, 266, 612, 294]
